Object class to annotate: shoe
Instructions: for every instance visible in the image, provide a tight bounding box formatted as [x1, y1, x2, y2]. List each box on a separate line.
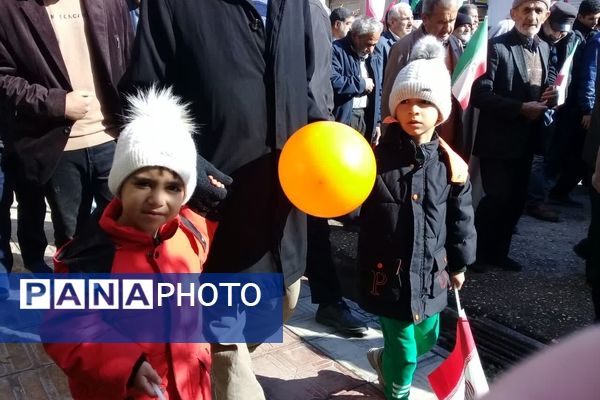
[315, 300, 367, 336]
[367, 347, 385, 386]
[480, 257, 523, 272]
[25, 261, 53, 275]
[497, 257, 523, 272]
[548, 193, 583, 208]
[573, 238, 589, 261]
[468, 261, 488, 273]
[526, 205, 560, 222]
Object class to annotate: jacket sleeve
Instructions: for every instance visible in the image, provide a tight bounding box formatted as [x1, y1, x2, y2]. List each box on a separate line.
[0, 39, 66, 118]
[304, 0, 327, 122]
[119, 0, 176, 92]
[445, 179, 477, 272]
[578, 37, 599, 114]
[43, 326, 146, 397]
[470, 41, 523, 120]
[330, 46, 366, 96]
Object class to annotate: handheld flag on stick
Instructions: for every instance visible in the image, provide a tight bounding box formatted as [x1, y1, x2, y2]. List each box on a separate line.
[451, 17, 488, 110]
[428, 289, 489, 400]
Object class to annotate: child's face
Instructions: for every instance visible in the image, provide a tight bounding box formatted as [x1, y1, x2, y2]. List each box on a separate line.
[117, 167, 185, 236]
[395, 98, 440, 143]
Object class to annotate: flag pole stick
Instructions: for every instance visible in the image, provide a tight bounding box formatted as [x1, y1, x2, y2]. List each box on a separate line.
[454, 286, 462, 313]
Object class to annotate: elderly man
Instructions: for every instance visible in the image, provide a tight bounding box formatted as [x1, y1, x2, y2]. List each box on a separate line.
[381, 0, 467, 157]
[452, 12, 474, 46]
[459, 3, 479, 32]
[376, 3, 414, 70]
[471, 0, 555, 272]
[332, 17, 383, 145]
[526, 1, 579, 223]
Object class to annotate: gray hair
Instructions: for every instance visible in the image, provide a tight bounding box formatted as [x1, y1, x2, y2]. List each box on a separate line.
[351, 17, 384, 36]
[388, 3, 413, 22]
[422, 0, 457, 15]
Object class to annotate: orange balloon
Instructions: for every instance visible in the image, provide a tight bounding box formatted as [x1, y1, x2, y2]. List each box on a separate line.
[278, 121, 376, 218]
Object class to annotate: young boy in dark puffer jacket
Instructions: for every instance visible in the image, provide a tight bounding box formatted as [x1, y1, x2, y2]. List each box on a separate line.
[358, 36, 477, 400]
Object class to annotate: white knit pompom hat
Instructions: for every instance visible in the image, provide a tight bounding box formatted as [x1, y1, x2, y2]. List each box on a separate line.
[108, 86, 197, 203]
[388, 35, 452, 124]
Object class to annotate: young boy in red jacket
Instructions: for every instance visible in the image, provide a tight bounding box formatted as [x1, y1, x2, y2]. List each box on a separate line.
[44, 87, 231, 399]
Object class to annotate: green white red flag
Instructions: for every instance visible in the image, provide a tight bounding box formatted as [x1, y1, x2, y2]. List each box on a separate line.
[451, 17, 488, 110]
[428, 290, 489, 400]
[555, 42, 578, 106]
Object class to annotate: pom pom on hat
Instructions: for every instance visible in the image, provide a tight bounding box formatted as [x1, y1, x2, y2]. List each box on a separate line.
[108, 86, 198, 203]
[388, 35, 452, 124]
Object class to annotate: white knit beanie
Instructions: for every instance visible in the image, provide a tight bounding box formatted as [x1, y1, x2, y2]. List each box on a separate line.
[388, 35, 452, 124]
[108, 86, 197, 204]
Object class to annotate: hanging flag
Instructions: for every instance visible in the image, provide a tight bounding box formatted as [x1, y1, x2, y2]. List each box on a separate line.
[555, 41, 579, 106]
[451, 17, 488, 110]
[410, 0, 420, 12]
[365, 0, 387, 20]
[428, 290, 489, 400]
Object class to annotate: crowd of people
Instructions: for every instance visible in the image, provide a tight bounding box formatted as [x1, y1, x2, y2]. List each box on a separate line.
[0, 0, 599, 399]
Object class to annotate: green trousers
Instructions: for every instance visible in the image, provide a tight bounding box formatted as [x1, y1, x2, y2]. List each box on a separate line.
[379, 313, 440, 399]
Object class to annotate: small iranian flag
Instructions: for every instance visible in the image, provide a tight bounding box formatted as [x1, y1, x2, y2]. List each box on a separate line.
[428, 290, 489, 400]
[365, 0, 386, 20]
[555, 42, 578, 106]
[451, 17, 488, 110]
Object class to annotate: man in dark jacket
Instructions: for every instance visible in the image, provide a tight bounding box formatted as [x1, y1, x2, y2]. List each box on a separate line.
[526, 1, 580, 222]
[306, 0, 368, 337]
[0, 0, 133, 260]
[471, 0, 555, 272]
[376, 2, 414, 72]
[122, 1, 324, 398]
[332, 17, 383, 145]
[381, 0, 467, 159]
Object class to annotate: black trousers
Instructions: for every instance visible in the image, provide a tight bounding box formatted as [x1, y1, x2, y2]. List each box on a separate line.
[305, 216, 342, 304]
[475, 156, 533, 262]
[45, 141, 115, 248]
[587, 185, 600, 322]
[1, 150, 48, 269]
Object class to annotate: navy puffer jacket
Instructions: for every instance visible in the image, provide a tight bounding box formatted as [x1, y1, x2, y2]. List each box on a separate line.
[358, 124, 476, 323]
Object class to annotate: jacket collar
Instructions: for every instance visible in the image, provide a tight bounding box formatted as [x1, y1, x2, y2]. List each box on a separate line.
[18, 0, 70, 86]
[509, 28, 548, 85]
[17, 0, 114, 87]
[99, 198, 181, 248]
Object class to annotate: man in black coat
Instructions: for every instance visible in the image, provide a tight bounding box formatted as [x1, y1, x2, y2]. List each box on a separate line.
[331, 17, 383, 145]
[122, 1, 324, 398]
[471, 0, 556, 272]
[0, 0, 133, 269]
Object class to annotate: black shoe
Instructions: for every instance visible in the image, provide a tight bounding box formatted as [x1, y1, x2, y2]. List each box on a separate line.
[548, 193, 583, 208]
[469, 261, 488, 273]
[573, 238, 589, 261]
[526, 205, 560, 222]
[316, 300, 367, 336]
[25, 261, 53, 275]
[492, 257, 523, 272]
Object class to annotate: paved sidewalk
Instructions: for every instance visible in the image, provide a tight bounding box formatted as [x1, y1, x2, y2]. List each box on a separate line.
[0, 206, 445, 399]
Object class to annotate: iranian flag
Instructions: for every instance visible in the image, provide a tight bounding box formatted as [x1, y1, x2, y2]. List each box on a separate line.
[428, 290, 489, 400]
[555, 43, 578, 106]
[365, 0, 386, 20]
[451, 17, 488, 110]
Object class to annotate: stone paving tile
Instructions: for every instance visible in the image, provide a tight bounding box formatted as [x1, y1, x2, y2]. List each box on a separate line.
[328, 383, 384, 399]
[253, 340, 367, 400]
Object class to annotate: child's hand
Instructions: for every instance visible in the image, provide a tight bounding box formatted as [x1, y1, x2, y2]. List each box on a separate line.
[132, 361, 163, 397]
[451, 272, 465, 290]
[208, 175, 225, 188]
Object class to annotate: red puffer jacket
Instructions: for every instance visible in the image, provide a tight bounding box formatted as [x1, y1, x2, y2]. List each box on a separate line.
[44, 199, 216, 400]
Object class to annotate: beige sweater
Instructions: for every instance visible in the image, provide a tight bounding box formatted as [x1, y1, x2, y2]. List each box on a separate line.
[45, 0, 116, 151]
